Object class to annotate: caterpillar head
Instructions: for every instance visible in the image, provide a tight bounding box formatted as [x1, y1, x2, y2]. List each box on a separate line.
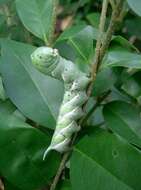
[31, 47, 60, 74]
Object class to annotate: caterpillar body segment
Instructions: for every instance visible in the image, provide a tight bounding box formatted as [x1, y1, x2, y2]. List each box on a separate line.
[31, 47, 90, 159]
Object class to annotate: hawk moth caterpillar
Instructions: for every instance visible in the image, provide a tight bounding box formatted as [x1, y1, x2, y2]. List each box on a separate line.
[31, 47, 90, 159]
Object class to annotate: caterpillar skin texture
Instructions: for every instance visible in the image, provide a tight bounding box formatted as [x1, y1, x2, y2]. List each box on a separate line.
[31, 47, 90, 159]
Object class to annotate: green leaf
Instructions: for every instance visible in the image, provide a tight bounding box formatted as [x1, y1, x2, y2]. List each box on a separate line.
[0, 100, 16, 115]
[107, 87, 133, 103]
[102, 48, 141, 69]
[58, 180, 71, 190]
[57, 25, 96, 63]
[0, 39, 64, 128]
[103, 101, 141, 148]
[86, 13, 100, 28]
[57, 25, 89, 41]
[86, 12, 110, 30]
[0, 76, 7, 101]
[125, 18, 141, 40]
[93, 68, 118, 96]
[70, 130, 141, 190]
[122, 72, 141, 99]
[57, 25, 98, 41]
[111, 36, 138, 51]
[127, 0, 141, 17]
[0, 100, 61, 190]
[13, 109, 26, 122]
[55, 42, 76, 62]
[0, 0, 11, 5]
[0, 14, 5, 26]
[4, 180, 21, 190]
[16, 0, 55, 42]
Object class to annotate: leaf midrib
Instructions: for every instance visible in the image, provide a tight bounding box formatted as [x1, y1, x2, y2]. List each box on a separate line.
[15, 54, 56, 123]
[34, 0, 47, 39]
[69, 38, 88, 62]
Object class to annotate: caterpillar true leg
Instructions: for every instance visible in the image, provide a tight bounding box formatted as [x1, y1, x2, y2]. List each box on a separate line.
[31, 47, 90, 159]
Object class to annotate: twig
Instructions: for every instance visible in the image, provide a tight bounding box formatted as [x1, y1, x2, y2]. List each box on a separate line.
[48, 0, 59, 46]
[109, 0, 116, 9]
[117, 1, 129, 23]
[49, 1, 109, 190]
[87, 0, 109, 97]
[50, 152, 69, 190]
[100, 0, 123, 61]
[49, 1, 124, 190]
[3, 4, 13, 27]
[0, 178, 4, 190]
[91, 0, 109, 80]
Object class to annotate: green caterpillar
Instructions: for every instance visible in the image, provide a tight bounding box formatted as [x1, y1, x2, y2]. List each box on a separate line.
[31, 47, 90, 159]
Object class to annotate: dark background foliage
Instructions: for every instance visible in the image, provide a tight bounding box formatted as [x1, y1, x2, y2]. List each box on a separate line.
[0, 0, 141, 190]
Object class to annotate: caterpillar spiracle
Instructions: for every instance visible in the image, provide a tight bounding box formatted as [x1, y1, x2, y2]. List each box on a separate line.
[31, 47, 90, 159]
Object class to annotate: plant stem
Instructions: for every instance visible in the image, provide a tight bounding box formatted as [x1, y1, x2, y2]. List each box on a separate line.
[100, 0, 123, 61]
[50, 153, 69, 190]
[49, 1, 124, 189]
[49, 1, 108, 190]
[3, 4, 13, 27]
[87, 0, 109, 96]
[109, 0, 116, 9]
[92, 0, 109, 75]
[0, 177, 4, 190]
[48, 0, 59, 46]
